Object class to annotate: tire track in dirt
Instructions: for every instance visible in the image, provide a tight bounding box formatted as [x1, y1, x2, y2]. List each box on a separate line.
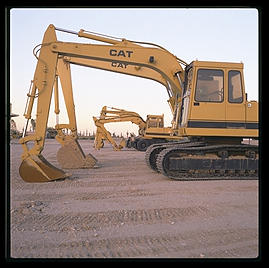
[12, 228, 257, 258]
[12, 188, 158, 203]
[11, 206, 210, 232]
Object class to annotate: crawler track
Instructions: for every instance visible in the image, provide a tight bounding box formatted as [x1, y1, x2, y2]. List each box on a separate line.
[156, 144, 258, 180]
[145, 140, 198, 171]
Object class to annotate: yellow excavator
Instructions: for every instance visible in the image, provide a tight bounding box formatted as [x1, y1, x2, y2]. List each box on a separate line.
[93, 106, 146, 151]
[18, 24, 258, 182]
[93, 106, 167, 151]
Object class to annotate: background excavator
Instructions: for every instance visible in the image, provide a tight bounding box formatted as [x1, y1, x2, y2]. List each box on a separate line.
[93, 106, 167, 151]
[93, 106, 146, 151]
[18, 24, 258, 182]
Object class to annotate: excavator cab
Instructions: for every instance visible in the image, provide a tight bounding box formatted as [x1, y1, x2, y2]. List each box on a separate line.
[179, 61, 258, 139]
[146, 115, 164, 128]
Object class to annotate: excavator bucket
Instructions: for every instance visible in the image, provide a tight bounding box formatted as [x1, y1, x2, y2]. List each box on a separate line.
[119, 138, 126, 149]
[57, 139, 97, 169]
[19, 154, 69, 183]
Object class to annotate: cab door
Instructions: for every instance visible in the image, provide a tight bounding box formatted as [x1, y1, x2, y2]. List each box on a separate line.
[225, 69, 246, 127]
[188, 68, 226, 127]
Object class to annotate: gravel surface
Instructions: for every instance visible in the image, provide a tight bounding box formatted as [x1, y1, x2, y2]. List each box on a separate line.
[9, 139, 259, 259]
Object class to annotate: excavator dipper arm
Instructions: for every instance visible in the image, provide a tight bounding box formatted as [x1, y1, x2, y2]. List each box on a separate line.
[55, 57, 97, 169]
[93, 117, 124, 151]
[19, 25, 69, 182]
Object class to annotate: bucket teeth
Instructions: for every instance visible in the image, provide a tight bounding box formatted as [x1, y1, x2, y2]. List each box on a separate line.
[19, 154, 69, 183]
[57, 139, 97, 169]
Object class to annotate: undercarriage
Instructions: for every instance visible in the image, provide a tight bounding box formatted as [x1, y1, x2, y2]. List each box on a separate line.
[145, 139, 258, 180]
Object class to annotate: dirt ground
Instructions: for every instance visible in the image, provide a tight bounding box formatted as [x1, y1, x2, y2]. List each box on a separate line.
[9, 139, 259, 259]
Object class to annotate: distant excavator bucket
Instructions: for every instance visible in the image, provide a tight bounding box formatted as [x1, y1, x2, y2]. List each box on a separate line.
[57, 139, 97, 169]
[19, 154, 69, 183]
[119, 138, 126, 149]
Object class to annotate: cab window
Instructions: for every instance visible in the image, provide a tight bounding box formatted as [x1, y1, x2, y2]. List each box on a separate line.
[228, 70, 243, 103]
[195, 69, 224, 102]
[147, 117, 163, 128]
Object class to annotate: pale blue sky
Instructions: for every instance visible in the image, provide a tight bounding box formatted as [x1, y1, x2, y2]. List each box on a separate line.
[10, 8, 259, 135]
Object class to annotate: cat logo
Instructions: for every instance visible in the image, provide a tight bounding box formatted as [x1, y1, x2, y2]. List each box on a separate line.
[111, 61, 128, 68]
[109, 49, 133, 58]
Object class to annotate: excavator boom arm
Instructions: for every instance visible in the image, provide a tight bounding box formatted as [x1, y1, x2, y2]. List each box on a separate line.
[53, 24, 185, 128]
[63, 56, 169, 89]
[50, 41, 183, 100]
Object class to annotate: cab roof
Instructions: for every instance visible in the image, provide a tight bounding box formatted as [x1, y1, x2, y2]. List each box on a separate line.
[189, 60, 244, 69]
